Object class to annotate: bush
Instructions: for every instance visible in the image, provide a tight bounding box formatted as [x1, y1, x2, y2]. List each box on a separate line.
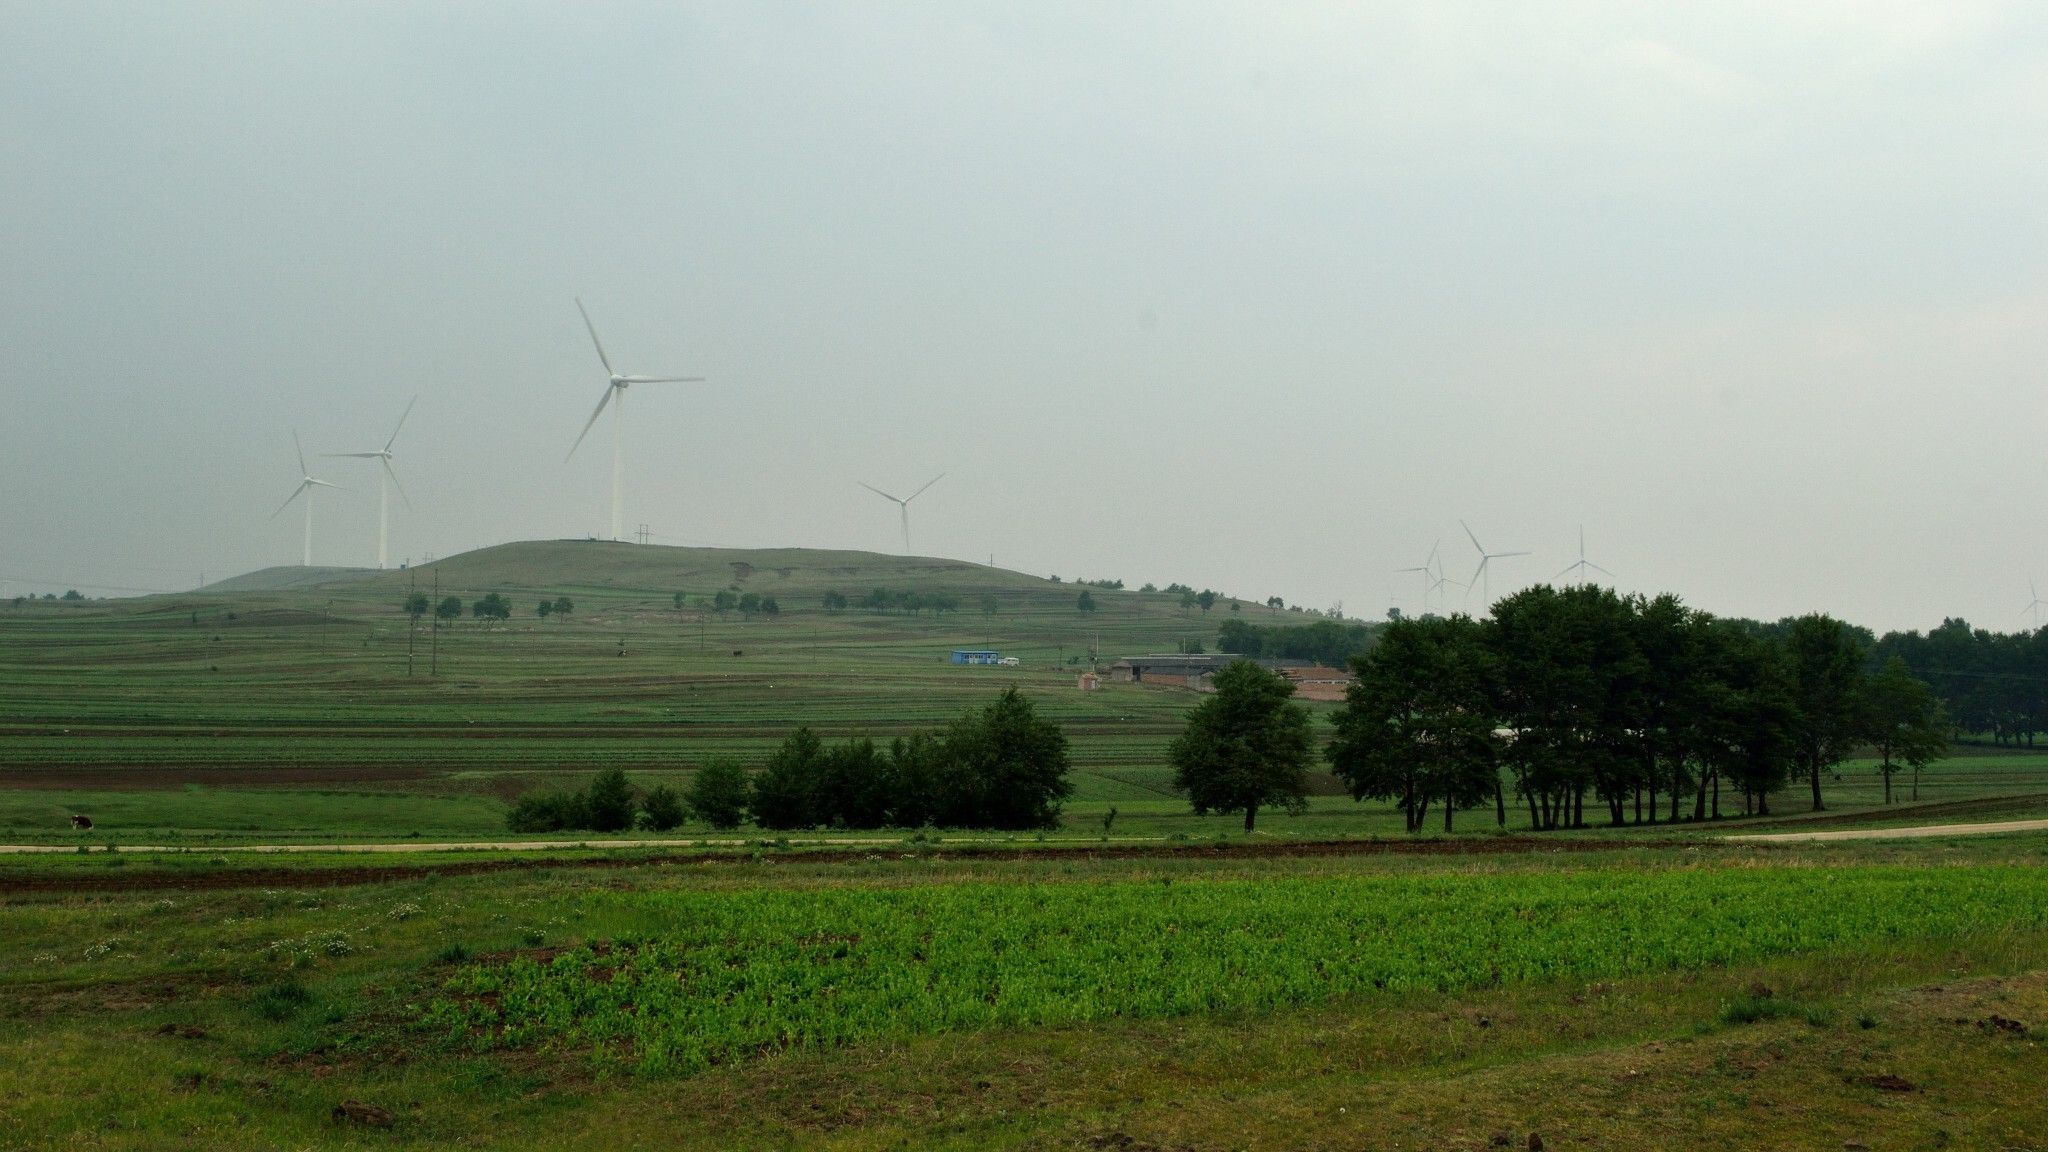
[640, 784, 685, 831]
[686, 759, 752, 830]
[585, 767, 637, 833]
[505, 789, 590, 833]
[751, 729, 823, 830]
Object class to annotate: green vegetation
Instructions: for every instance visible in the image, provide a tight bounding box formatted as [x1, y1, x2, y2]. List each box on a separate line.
[1169, 660, 1312, 831]
[425, 863, 2048, 1076]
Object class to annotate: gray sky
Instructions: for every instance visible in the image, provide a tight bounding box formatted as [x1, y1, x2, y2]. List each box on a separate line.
[3, 2, 2045, 632]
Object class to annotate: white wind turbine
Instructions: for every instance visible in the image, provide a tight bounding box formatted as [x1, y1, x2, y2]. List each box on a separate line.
[1396, 540, 1441, 614]
[323, 397, 416, 569]
[1461, 520, 1530, 608]
[269, 431, 345, 567]
[564, 298, 705, 541]
[2025, 581, 2046, 630]
[858, 473, 945, 554]
[1554, 526, 1616, 585]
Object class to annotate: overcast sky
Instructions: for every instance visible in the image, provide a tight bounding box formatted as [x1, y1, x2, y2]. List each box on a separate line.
[3, 2, 2045, 632]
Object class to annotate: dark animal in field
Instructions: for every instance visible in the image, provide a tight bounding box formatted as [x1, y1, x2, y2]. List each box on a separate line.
[70, 814, 92, 830]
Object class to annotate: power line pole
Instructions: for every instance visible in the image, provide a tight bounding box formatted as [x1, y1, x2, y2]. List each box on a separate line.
[406, 568, 416, 677]
[430, 569, 440, 676]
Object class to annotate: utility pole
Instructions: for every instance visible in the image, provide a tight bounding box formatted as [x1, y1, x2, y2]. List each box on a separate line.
[636, 522, 650, 546]
[406, 569, 416, 677]
[430, 569, 440, 676]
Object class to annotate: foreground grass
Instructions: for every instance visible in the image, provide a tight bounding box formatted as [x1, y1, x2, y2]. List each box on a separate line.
[1, 843, 2045, 1149]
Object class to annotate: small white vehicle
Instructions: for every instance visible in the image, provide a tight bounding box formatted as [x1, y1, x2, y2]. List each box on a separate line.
[998, 656, 1021, 666]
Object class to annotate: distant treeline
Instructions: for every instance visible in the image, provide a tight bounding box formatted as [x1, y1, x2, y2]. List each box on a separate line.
[504, 688, 1074, 834]
[821, 588, 984, 616]
[1218, 618, 1380, 667]
[1328, 585, 1946, 833]
[1868, 620, 2048, 747]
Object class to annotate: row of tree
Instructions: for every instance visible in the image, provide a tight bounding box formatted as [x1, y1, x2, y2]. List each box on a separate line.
[1216, 617, 1379, 668]
[821, 588, 978, 616]
[1871, 618, 2048, 747]
[506, 688, 1077, 834]
[1173, 585, 1949, 834]
[402, 592, 557, 621]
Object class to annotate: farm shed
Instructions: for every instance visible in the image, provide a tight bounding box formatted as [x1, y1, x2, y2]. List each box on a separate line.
[950, 649, 1003, 665]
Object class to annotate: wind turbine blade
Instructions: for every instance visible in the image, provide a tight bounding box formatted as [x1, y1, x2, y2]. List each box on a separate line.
[1471, 558, 1488, 586]
[1495, 550, 1532, 558]
[1554, 563, 1580, 580]
[384, 395, 418, 452]
[1460, 520, 1485, 555]
[618, 375, 705, 384]
[1395, 566, 1430, 574]
[857, 481, 903, 504]
[1587, 562, 1616, 578]
[383, 457, 413, 512]
[1425, 538, 1440, 567]
[565, 385, 616, 461]
[307, 479, 346, 490]
[269, 481, 310, 520]
[322, 452, 383, 458]
[904, 472, 946, 503]
[575, 298, 614, 375]
[293, 430, 308, 476]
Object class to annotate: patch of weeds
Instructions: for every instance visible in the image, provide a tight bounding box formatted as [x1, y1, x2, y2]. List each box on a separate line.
[435, 943, 471, 965]
[1717, 996, 1804, 1026]
[253, 979, 313, 1021]
[519, 928, 546, 947]
[1856, 1013, 1879, 1030]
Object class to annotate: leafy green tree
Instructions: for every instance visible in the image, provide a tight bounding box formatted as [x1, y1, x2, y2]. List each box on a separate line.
[1266, 596, 1284, 609]
[435, 595, 463, 620]
[1783, 614, 1869, 811]
[761, 596, 780, 619]
[552, 597, 573, 615]
[1196, 590, 1218, 613]
[936, 688, 1073, 830]
[1863, 656, 1948, 803]
[61, 589, 82, 601]
[686, 758, 752, 830]
[980, 594, 999, 616]
[535, 600, 552, 617]
[737, 592, 762, 619]
[403, 593, 430, 619]
[1179, 590, 1197, 615]
[672, 592, 685, 611]
[712, 589, 738, 614]
[1076, 590, 1097, 613]
[751, 728, 824, 830]
[471, 593, 512, 620]
[584, 766, 637, 832]
[1169, 661, 1314, 832]
[814, 737, 894, 828]
[639, 783, 684, 831]
[821, 590, 848, 613]
[1327, 617, 1501, 832]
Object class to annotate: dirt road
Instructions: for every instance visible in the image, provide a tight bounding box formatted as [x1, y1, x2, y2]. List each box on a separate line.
[1726, 818, 2048, 843]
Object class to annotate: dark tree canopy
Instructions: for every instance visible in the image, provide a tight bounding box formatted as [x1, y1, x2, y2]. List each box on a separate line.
[1169, 661, 1313, 832]
[1327, 616, 1500, 832]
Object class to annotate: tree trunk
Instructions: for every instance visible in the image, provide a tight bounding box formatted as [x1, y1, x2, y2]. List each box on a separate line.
[1243, 804, 1257, 833]
[1882, 756, 1892, 804]
[1912, 766, 1920, 801]
[1444, 795, 1454, 832]
[1809, 757, 1824, 812]
[1711, 773, 1720, 819]
[1495, 776, 1507, 828]
[1524, 783, 1541, 830]
[1693, 769, 1709, 822]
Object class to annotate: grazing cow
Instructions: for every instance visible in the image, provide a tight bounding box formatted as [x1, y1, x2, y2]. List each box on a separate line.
[70, 814, 92, 830]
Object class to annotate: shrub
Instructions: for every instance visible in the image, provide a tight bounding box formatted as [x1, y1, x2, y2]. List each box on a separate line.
[505, 789, 589, 833]
[751, 729, 824, 830]
[687, 759, 752, 830]
[640, 784, 685, 832]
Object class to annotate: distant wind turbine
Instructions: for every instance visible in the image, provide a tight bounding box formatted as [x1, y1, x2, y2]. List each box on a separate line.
[1461, 520, 1530, 607]
[1554, 526, 1616, 585]
[269, 431, 344, 567]
[564, 298, 705, 542]
[859, 473, 945, 554]
[323, 397, 416, 569]
[2025, 580, 2046, 630]
[1396, 540, 1442, 613]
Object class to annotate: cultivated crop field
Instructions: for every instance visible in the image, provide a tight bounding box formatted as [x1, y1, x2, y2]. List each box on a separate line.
[2, 840, 2047, 1150]
[428, 864, 2048, 1076]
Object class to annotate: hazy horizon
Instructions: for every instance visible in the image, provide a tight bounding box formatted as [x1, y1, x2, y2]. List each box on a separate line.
[5, 3, 2046, 634]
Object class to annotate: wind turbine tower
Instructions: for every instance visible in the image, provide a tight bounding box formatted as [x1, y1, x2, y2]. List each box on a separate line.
[858, 473, 946, 554]
[1461, 520, 1530, 608]
[324, 397, 416, 569]
[2025, 581, 2046, 630]
[565, 299, 705, 541]
[1396, 540, 1441, 614]
[270, 431, 344, 567]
